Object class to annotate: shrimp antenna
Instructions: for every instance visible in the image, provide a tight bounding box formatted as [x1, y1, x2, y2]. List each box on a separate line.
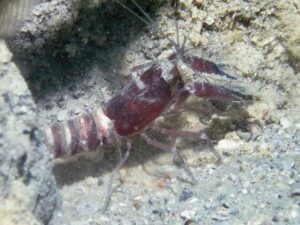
[115, 0, 152, 29]
[172, 0, 180, 47]
[115, 0, 180, 52]
[172, 1, 190, 57]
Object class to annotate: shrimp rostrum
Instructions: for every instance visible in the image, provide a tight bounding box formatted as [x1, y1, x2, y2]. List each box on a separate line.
[44, 0, 252, 211]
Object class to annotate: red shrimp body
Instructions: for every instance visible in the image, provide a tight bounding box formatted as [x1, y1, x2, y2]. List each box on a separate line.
[103, 63, 180, 137]
[45, 62, 182, 157]
[44, 54, 251, 158]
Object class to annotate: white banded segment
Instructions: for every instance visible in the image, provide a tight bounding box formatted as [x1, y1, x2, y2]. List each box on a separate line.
[44, 109, 114, 158]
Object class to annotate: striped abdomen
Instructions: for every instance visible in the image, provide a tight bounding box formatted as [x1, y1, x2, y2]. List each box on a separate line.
[44, 109, 114, 158]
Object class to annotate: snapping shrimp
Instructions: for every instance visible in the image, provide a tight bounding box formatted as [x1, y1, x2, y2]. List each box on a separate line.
[0, 0, 252, 211]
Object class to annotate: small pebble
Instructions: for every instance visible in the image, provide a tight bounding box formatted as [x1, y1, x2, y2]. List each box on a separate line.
[97, 178, 103, 186]
[280, 117, 292, 129]
[290, 210, 298, 218]
[205, 16, 215, 25]
[45, 104, 54, 110]
[179, 188, 194, 202]
[184, 219, 196, 225]
[157, 174, 171, 188]
[212, 213, 228, 221]
[228, 173, 238, 181]
[73, 91, 84, 99]
[188, 197, 199, 204]
[248, 123, 262, 140]
[133, 196, 145, 210]
[194, 0, 204, 7]
[73, 108, 81, 115]
[204, 202, 214, 209]
[119, 168, 128, 183]
[18, 105, 28, 114]
[242, 189, 248, 194]
[180, 209, 196, 220]
[75, 202, 92, 214]
[217, 139, 242, 152]
[271, 216, 279, 222]
[290, 188, 300, 197]
[229, 209, 239, 216]
[57, 112, 65, 122]
[236, 130, 251, 141]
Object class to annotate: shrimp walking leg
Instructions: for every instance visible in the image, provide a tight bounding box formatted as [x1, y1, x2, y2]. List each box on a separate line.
[140, 133, 196, 184]
[151, 125, 222, 164]
[102, 140, 132, 212]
